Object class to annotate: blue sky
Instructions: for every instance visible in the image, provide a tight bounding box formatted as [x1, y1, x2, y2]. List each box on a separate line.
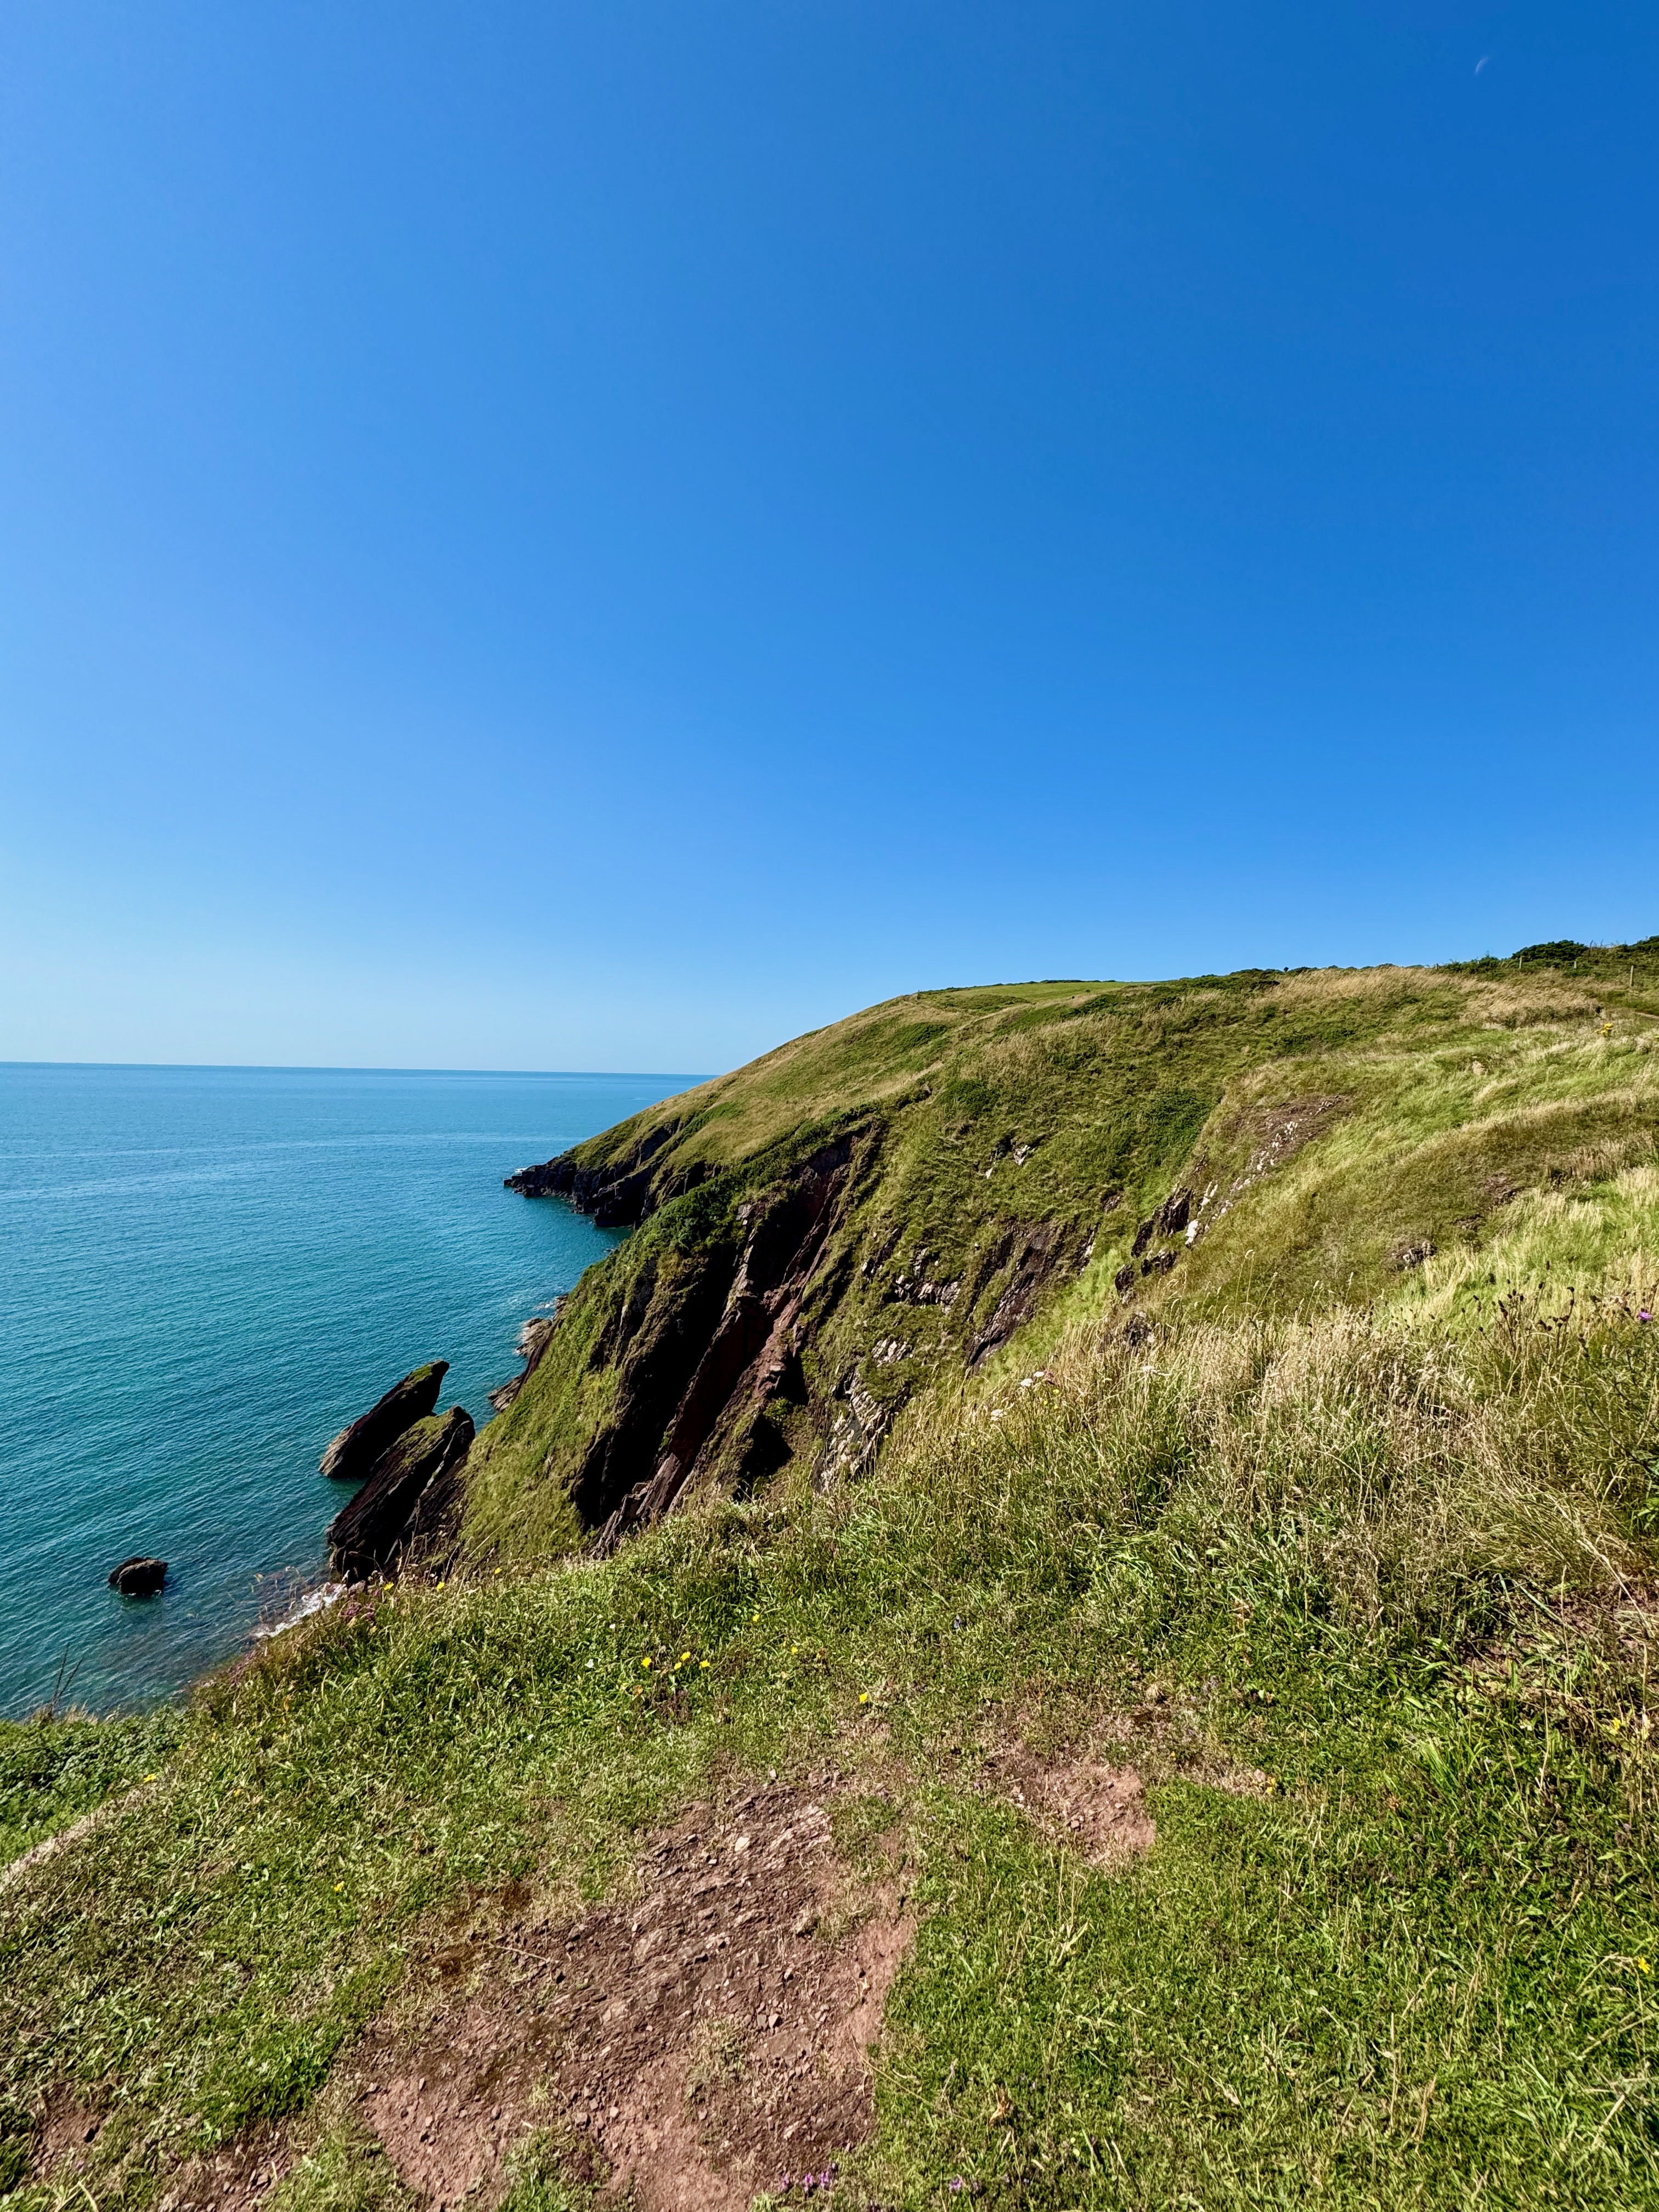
[2, 2, 1654, 1071]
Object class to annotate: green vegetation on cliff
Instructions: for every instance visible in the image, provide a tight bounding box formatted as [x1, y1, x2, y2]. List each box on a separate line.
[4, 945, 1659, 2211]
[469, 953, 1659, 1565]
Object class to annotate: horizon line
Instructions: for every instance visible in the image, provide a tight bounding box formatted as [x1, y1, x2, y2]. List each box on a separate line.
[0, 1058, 712, 1080]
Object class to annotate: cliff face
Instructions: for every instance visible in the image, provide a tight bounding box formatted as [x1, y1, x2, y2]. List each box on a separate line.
[460, 958, 1659, 1566]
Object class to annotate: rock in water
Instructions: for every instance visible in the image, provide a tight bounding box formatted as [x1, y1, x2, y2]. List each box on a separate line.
[109, 1556, 167, 1597]
[319, 1361, 448, 1481]
[327, 1408, 475, 1580]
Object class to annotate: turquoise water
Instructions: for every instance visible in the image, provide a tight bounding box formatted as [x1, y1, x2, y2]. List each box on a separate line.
[0, 1064, 693, 1720]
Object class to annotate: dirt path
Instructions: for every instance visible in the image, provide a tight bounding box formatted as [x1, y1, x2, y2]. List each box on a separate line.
[347, 1773, 911, 2212]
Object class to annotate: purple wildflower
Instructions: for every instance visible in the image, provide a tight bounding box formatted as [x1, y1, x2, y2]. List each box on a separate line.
[1640, 1309, 1653, 1323]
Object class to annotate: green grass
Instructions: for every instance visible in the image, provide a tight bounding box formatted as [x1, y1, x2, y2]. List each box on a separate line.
[4, 1289, 1658, 2206]
[0, 1707, 183, 1868]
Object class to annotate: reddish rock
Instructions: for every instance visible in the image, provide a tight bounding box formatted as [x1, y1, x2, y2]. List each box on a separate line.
[319, 1361, 448, 1481]
[328, 1408, 475, 1580]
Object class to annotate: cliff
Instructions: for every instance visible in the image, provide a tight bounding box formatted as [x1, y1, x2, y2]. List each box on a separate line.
[462, 946, 1659, 1562]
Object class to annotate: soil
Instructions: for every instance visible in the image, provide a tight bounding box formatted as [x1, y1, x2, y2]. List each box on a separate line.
[349, 1772, 911, 2211]
[35, 2087, 104, 2170]
[156, 2124, 290, 2212]
[78, 1772, 909, 2212]
[982, 1749, 1155, 1865]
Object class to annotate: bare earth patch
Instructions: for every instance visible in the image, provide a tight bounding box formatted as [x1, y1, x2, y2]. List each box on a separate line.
[155, 2121, 291, 2212]
[32, 2086, 105, 2176]
[350, 1773, 911, 2211]
[983, 1749, 1155, 1866]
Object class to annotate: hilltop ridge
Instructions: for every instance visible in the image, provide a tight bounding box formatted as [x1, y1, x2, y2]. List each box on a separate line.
[463, 949, 1659, 1565]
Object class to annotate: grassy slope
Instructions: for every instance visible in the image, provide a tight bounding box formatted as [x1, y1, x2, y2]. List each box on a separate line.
[467, 960, 1659, 1558]
[4, 951, 1659, 2211]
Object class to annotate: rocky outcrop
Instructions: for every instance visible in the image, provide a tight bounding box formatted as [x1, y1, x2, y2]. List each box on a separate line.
[487, 1312, 562, 1413]
[109, 1556, 167, 1597]
[1119, 1186, 1200, 1300]
[328, 1407, 475, 1581]
[566, 1243, 741, 1535]
[504, 1124, 709, 1227]
[502, 1133, 859, 1554]
[320, 1362, 448, 1481]
[586, 1137, 862, 1550]
[967, 1219, 1090, 1366]
[495, 1103, 1133, 1550]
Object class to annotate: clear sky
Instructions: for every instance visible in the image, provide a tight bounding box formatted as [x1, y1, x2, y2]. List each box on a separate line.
[2, 3, 1654, 1073]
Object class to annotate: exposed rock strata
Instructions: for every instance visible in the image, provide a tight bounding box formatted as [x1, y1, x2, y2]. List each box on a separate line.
[328, 1407, 475, 1580]
[499, 1102, 1117, 1549]
[966, 1217, 1089, 1365]
[320, 1361, 448, 1481]
[590, 1135, 861, 1551]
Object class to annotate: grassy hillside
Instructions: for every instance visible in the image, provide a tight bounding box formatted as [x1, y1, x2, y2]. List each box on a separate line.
[466, 952, 1659, 1562]
[4, 944, 1659, 2212]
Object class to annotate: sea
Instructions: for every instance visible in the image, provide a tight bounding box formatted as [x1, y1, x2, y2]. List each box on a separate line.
[0, 1063, 696, 1722]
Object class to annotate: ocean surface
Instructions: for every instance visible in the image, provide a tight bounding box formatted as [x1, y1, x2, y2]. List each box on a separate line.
[0, 1063, 696, 1721]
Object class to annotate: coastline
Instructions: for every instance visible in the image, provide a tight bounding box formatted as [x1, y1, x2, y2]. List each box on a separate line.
[0, 1063, 665, 1720]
